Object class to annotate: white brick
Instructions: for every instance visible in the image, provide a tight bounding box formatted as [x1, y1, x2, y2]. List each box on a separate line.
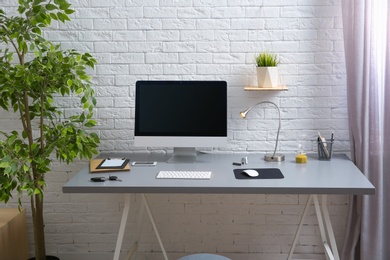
[96, 64, 129, 75]
[284, 29, 317, 40]
[44, 31, 78, 41]
[130, 64, 164, 74]
[180, 30, 215, 41]
[245, 7, 280, 18]
[160, 0, 192, 6]
[231, 18, 265, 29]
[126, 0, 159, 6]
[97, 108, 131, 119]
[179, 53, 212, 64]
[94, 42, 128, 52]
[197, 19, 230, 29]
[94, 19, 127, 30]
[216, 30, 249, 41]
[146, 30, 180, 41]
[213, 53, 245, 64]
[128, 19, 162, 30]
[163, 42, 197, 52]
[162, 19, 197, 29]
[79, 31, 112, 41]
[91, 0, 125, 7]
[109, 7, 143, 18]
[212, 7, 246, 18]
[197, 64, 230, 74]
[194, 0, 228, 7]
[299, 40, 333, 51]
[263, 0, 298, 6]
[113, 31, 146, 41]
[60, 19, 93, 30]
[75, 8, 110, 18]
[281, 6, 315, 18]
[177, 7, 211, 18]
[163, 64, 196, 74]
[144, 7, 177, 18]
[197, 42, 230, 52]
[266, 18, 300, 29]
[112, 53, 144, 63]
[146, 53, 178, 63]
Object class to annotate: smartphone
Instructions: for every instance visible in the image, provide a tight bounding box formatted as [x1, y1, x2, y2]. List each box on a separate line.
[131, 161, 157, 166]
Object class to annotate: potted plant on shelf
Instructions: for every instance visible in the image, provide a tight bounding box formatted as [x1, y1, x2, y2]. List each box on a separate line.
[255, 52, 280, 88]
[0, 1, 100, 259]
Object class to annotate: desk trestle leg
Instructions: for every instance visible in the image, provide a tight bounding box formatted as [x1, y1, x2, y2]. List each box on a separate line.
[114, 194, 131, 260]
[288, 194, 340, 260]
[126, 195, 145, 260]
[113, 194, 169, 260]
[141, 194, 169, 260]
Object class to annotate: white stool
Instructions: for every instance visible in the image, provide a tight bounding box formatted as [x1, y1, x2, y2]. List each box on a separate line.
[178, 253, 231, 260]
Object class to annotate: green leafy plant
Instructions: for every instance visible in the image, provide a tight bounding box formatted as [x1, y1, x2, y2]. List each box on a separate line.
[0, 1, 100, 259]
[255, 52, 280, 67]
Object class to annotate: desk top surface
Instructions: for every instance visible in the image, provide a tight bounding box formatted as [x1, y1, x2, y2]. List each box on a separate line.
[62, 153, 375, 195]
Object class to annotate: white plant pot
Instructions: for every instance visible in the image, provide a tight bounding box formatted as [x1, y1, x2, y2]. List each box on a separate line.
[256, 67, 279, 88]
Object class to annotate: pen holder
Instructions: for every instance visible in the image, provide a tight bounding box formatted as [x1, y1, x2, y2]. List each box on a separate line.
[317, 140, 333, 160]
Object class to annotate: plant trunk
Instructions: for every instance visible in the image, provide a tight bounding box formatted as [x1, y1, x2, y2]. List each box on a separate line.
[32, 193, 46, 260]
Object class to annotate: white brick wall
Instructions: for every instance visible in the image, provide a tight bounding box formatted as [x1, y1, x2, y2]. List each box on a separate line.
[1, 0, 349, 259]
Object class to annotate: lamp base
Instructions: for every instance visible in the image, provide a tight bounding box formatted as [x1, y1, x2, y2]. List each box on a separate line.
[264, 153, 285, 162]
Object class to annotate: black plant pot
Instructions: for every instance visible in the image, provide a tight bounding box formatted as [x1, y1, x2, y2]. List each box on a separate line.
[28, 256, 60, 260]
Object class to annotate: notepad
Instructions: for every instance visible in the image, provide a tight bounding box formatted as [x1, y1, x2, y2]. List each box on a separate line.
[99, 159, 127, 168]
[90, 159, 130, 173]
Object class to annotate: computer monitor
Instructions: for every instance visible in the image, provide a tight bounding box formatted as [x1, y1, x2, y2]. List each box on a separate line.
[134, 80, 227, 163]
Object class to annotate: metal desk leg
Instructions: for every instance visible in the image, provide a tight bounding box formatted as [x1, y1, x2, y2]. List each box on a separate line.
[114, 194, 131, 260]
[142, 194, 169, 260]
[321, 195, 340, 260]
[113, 194, 169, 260]
[288, 194, 340, 260]
[313, 195, 333, 260]
[126, 194, 145, 260]
[287, 195, 313, 260]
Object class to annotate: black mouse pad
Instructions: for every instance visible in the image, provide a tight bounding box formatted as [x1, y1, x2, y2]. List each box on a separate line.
[234, 168, 284, 179]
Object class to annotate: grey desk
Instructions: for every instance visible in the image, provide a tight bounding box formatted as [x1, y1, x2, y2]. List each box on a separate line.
[63, 153, 375, 260]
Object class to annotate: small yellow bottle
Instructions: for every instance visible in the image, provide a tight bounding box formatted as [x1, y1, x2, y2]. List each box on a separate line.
[295, 144, 307, 164]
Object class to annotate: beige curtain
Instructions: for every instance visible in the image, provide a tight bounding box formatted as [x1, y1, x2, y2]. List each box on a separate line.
[341, 0, 390, 259]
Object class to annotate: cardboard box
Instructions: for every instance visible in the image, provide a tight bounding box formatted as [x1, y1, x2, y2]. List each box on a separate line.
[0, 208, 29, 260]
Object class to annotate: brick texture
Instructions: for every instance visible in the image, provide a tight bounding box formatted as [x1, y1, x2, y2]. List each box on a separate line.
[1, 0, 349, 259]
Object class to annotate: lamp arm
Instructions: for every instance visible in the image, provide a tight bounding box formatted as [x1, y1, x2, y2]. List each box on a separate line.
[243, 101, 281, 158]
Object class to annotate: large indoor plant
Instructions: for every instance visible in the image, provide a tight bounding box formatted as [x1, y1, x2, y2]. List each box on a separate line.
[0, 1, 100, 259]
[255, 52, 280, 88]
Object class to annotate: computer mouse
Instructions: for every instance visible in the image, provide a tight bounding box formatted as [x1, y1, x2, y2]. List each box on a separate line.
[243, 169, 259, 177]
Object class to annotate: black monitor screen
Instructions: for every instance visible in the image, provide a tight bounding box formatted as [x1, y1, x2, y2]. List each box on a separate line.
[135, 81, 227, 137]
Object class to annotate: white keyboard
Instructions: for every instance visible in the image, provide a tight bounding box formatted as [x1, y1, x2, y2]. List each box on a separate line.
[156, 170, 212, 180]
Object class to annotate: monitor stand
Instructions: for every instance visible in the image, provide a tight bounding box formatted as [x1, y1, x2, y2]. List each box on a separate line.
[167, 147, 197, 164]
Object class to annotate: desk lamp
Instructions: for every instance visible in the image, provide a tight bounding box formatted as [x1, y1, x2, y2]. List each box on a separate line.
[240, 101, 285, 162]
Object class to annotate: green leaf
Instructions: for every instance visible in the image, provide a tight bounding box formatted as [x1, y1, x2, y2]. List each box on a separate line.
[59, 3, 71, 10]
[50, 13, 58, 20]
[0, 161, 10, 168]
[46, 4, 57, 10]
[65, 9, 75, 15]
[32, 27, 42, 35]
